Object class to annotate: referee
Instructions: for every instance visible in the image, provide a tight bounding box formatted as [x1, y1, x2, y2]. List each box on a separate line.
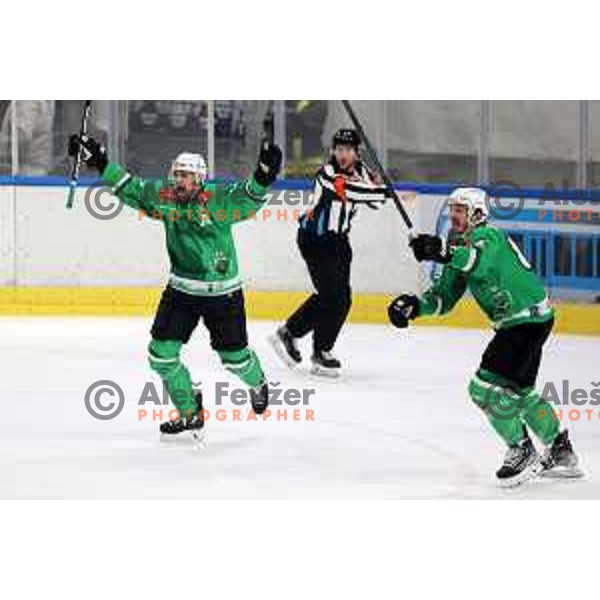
[269, 129, 389, 376]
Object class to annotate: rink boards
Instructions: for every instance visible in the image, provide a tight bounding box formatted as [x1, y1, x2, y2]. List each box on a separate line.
[0, 182, 598, 335]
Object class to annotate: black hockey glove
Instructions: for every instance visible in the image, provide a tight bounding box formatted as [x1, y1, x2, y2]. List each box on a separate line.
[388, 294, 419, 329]
[409, 233, 450, 264]
[67, 134, 108, 174]
[253, 139, 282, 187]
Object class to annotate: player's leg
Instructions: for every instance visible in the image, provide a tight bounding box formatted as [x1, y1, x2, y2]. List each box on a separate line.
[275, 234, 352, 375]
[283, 295, 318, 343]
[273, 293, 317, 368]
[148, 286, 203, 434]
[468, 370, 527, 447]
[203, 290, 268, 414]
[286, 244, 350, 375]
[275, 236, 323, 366]
[516, 318, 581, 476]
[468, 327, 545, 485]
[309, 237, 352, 375]
[472, 322, 560, 440]
[514, 319, 560, 445]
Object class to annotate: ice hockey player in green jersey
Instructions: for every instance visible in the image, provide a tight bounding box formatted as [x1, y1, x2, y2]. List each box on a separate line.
[68, 133, 282, 439]
[388, 187, 581, 486]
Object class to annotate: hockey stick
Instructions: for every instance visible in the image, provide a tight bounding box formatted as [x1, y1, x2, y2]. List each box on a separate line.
[341, 100, 414, 235]
[66, 100, 92, 209]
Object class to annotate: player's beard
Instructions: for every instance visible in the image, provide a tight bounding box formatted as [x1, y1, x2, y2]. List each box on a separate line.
[173, 185, 199, 205]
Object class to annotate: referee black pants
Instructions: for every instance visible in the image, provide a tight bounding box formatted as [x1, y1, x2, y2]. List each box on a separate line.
[286, 231, 352, 353]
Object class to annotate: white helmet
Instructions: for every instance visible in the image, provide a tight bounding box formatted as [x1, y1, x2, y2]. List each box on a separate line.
[170, 152, 208, 185]
[447, 187, 489, 228]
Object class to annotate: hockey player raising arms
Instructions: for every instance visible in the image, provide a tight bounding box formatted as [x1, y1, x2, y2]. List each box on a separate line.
[68, 134, 281, 438]
[389, 188, 581, 486]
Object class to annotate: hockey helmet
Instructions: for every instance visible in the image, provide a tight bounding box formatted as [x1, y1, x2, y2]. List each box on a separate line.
[170, 152, 208, 185]
[447, 187, 489, 228]
[332, 128, 360, 149]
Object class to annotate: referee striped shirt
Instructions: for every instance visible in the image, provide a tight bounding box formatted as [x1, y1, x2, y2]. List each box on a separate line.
[299, 159, 389, 237]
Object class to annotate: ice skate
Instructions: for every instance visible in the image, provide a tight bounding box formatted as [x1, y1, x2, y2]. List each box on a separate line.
[268, 326, 301, 369]
[310, 350, 341, 378]
[540, 430, 584, 479]
[249, 381, 269, 415]
[496, 432, 543, 487]
[160, 392, 206, 447]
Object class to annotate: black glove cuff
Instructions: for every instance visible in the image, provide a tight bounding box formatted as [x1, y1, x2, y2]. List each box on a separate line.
[253, 167, 273, 187]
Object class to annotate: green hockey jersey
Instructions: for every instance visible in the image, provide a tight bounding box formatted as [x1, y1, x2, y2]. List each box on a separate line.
[419, 224, 554, 329]
[102, 163, 271, 296]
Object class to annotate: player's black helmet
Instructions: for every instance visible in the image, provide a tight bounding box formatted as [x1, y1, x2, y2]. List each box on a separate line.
[332, 128, 360, 149]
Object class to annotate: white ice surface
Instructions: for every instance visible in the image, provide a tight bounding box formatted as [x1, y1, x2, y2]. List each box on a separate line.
[0, 317, 597, 499]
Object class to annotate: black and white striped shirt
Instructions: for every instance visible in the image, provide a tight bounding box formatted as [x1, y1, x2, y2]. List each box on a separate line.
[299, 159, 389, 237]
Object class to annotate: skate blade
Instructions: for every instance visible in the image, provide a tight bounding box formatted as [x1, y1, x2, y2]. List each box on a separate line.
[498, 457, 543, 488]
[268, 334, 300, 370]
[160, 428, 207, 450]
[310, 363, 340, 379]
[540, 465, 586, 480]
